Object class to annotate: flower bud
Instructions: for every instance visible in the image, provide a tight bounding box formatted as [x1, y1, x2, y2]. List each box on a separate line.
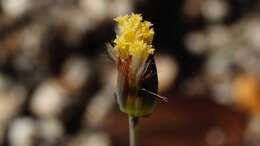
[116, 56, 158, 117]
[109, 13, 159, 117]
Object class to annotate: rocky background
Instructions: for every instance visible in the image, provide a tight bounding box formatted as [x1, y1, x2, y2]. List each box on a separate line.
[0, 0, 260, 146]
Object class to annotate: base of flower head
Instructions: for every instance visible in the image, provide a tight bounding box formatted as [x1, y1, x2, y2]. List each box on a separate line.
[118, 94, 156, 117]
[116, 56, 158, 117]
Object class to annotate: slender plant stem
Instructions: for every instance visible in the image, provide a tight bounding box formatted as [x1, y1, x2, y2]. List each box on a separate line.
[129, 115, 139, 146]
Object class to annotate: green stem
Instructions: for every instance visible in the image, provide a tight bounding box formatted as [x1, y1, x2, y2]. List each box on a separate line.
[129, 115, 139, 146]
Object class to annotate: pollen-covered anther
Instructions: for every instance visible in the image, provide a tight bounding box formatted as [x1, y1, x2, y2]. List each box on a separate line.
[113, 13, 155, 61]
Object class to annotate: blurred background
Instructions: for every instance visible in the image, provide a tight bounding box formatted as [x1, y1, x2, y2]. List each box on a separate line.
[0, 0, 260, 146]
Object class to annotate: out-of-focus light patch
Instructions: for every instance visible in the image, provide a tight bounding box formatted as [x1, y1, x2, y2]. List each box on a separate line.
[30, 79, 68, 118]
[19, 24, 46, 57]
[85, 89, 115, 128]
[1, 0, 31, 18]
[233, 74, 260, 114]
[38, 118, 64, 144]
[205, 127, 226, 146]
[0, 92, 25, 123]
[108, 0, 133, 17]
[0, 74, 26, 127]
[66, 132, 111, 146]
[185, 31, 207, 55]
[80, 0, 108, 21]
[207, 25, 230, 50]
[201, 0, 228, 22]
[185, 25, 231, 55]
[211, 81, 234, 105]
[12, 23, 46, 73]
[205, 52, 231, 80]
[80, 0, 133, 21]
[156, 55, 178, 92]
[8, 118, 38, 146]
[233, 47, 260, 76]
[59, 10, 95, 45]
[84, 133, 110, 146]
[61, 56, 91, 92]
[67, 11, 92, 32]
[244, 19, 260, 49]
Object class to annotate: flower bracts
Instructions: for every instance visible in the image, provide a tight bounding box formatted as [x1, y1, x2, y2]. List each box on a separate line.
[110, 13, 158, 117]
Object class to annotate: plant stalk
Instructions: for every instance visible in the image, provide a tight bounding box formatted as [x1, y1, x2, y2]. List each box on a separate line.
[129, 115, 139, 146]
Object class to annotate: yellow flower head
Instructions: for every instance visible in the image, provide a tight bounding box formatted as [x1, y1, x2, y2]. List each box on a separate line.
[113, 13, 155, 61]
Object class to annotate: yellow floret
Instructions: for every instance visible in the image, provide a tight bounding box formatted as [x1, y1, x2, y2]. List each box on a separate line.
[113, 13, 155, 60]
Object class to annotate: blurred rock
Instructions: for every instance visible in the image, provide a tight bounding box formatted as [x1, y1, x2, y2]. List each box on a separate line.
[60, 56, 91, 92]
[1, 0, 31, 18]
[66, 132, 111, 146]
[38, 118, 64, 145]
[243, 18, 260, 50]
[80, 0, 133, 23]
[156, 55, 178, 92]
[8, 118, 38, 146]
[233, 47, 260, 76]
[85, 87, 115, 128]
[185, 31, 207, 55]
[201, 0, 228, 22]
[19, 23, 47, 56]
[80, 0, 109, 21]
[50, 8, 95, 45]
[206, 25, 230, 50]
[30, 79, 69, 118]
[205, 51, 231, 81]
[0, 74, 27, 143]
[211, 80, 234, 105]
[108, 0, 133, 17]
